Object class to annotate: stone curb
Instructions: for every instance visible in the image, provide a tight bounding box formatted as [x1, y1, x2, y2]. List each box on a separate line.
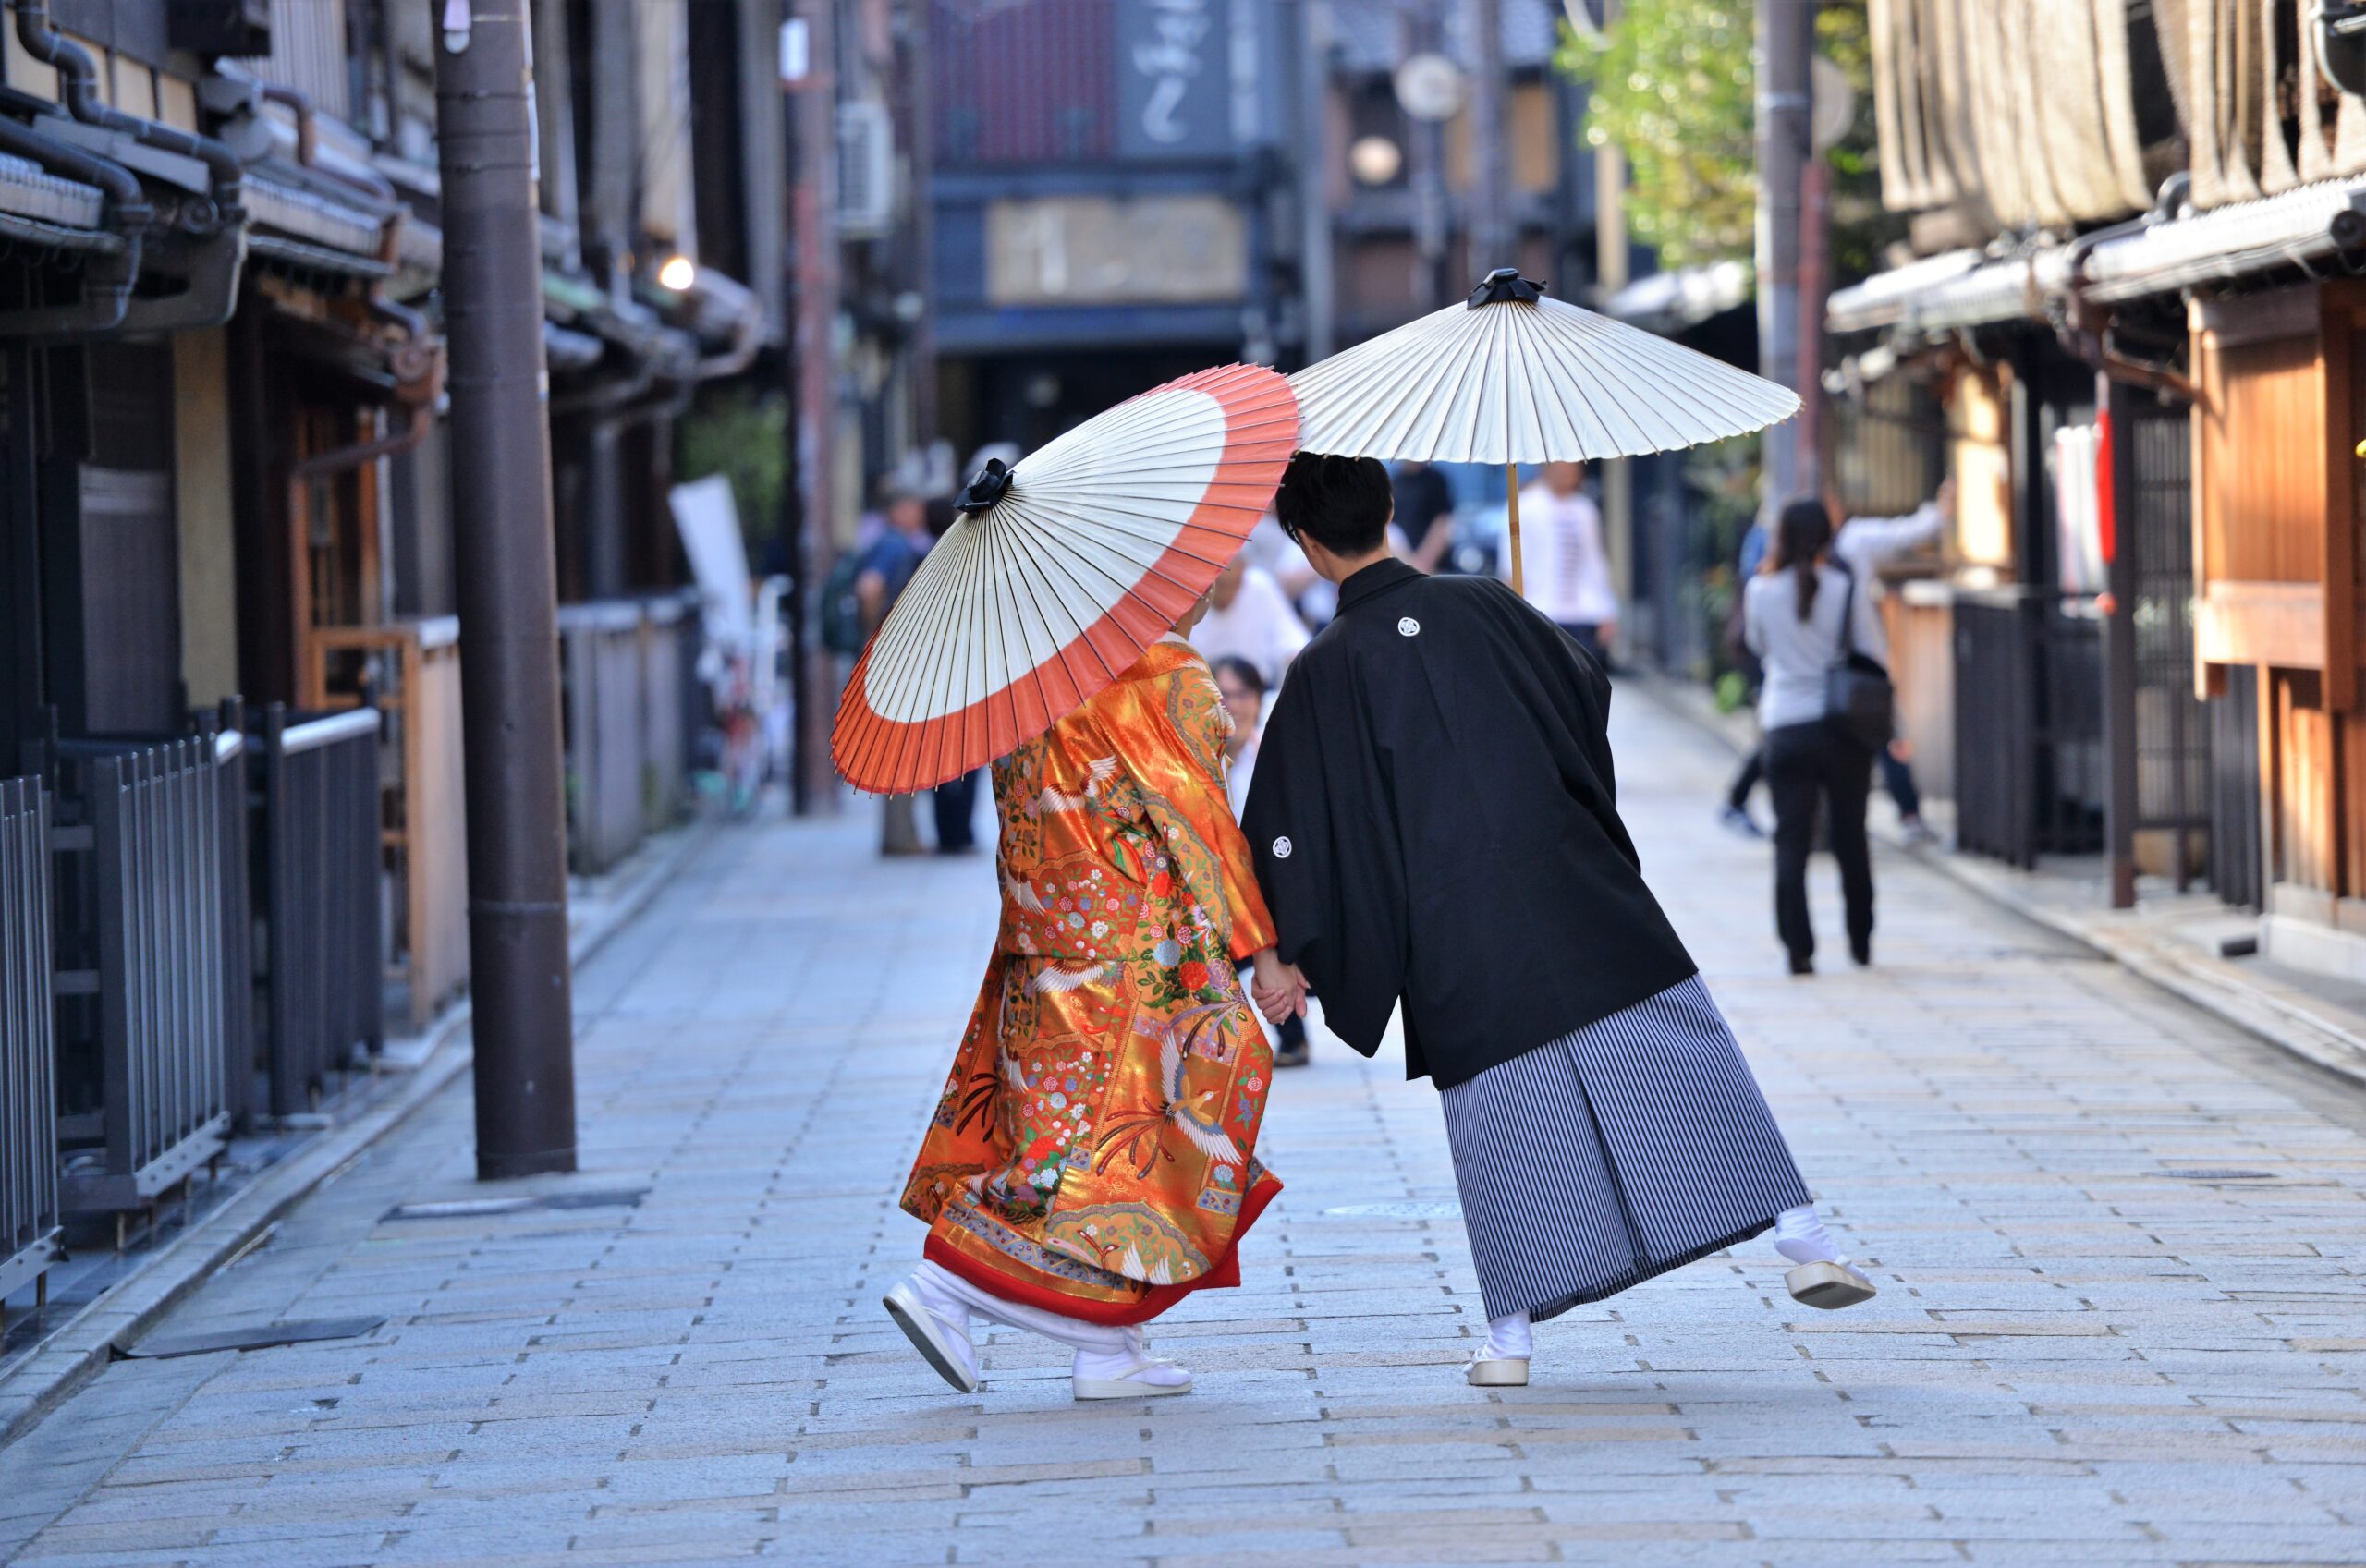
[0, 820, 716, 1451]
[1629, 673, 2366, 1091]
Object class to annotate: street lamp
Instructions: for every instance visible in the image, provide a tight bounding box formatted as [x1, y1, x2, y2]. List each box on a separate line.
[657, 253, 697, 292]
[1349, 135, 1403, 185]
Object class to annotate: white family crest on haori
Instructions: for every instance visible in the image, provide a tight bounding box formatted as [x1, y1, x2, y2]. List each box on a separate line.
[1287, 269, 1799, 595]
[833, 363, 1299, 794]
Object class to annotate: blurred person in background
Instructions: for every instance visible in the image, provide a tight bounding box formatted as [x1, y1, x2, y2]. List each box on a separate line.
[1213, 655, 1308, 1068]
[858, 483, 935, 855]
[1721, 482, 1950, 843]
[1193, 552, 1310, 687]
[1504, 462, 1617, 662]
[1394, 459, 1456, 573]
[925, 496, 982, 854]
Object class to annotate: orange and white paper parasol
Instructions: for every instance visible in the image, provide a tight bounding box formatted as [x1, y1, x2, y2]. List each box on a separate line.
[833, 362, 1298, 795]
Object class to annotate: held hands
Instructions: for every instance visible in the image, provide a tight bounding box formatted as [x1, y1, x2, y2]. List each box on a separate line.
[1249, 948, 1307, 1025]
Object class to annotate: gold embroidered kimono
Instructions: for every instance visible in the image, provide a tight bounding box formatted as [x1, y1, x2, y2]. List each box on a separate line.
[902, 638, 1282, 1325]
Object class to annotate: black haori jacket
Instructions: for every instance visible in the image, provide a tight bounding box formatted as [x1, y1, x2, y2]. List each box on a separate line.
[1241, 558, 1698, 1089]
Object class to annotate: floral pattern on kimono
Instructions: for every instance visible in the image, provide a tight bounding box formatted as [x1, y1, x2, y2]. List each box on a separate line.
[900, 639, 1282, 1324]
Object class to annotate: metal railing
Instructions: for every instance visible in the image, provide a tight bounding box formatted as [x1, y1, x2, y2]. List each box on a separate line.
[640, 592, 700, 835]
[1, 776, 60, 1310]
[2209, 666, 2264, 909]
[253, 706, 386, 1119]
[46, 735, 240, 1222]
[1952, 588, 2106, 868]
[2123, 401, 2211, 888]
[560, 601, 650, 875]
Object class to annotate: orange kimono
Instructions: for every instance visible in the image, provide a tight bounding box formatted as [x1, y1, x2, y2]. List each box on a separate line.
[901, 638, 1282, 1325]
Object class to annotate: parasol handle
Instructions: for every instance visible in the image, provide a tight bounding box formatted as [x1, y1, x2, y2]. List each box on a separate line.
[1505, 463, 1524, 598]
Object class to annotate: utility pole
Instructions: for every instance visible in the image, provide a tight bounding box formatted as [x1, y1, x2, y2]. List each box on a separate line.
[1467, 0, 1511, 272]
[788, 0, 840, 815]
[1405, 2, 1454, 308]
[1297, 0, 1335, 362]
[434, 0, 578, 1180]
[1754, 0, 1813, 513]
[1592, 0, 1634, 619]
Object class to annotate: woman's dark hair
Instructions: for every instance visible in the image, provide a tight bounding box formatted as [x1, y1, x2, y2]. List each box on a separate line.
[1274, 452, 1394, 557]
[1764, 496, 1835, 621]
[1210, 654, 1268, 697]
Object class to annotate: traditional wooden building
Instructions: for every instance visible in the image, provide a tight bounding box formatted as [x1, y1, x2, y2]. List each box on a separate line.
[0, 0, 779, 1319]
[1832, 0, 2366, 982]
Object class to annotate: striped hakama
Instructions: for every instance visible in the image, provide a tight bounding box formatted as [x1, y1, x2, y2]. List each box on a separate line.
[1439, 975, 1811, 1320]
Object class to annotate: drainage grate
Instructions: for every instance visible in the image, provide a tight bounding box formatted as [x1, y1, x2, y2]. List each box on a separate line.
[123, 1315, 386, 1360]
[2148, 1169, 2276, 1182]
[1322, 1199, 1464, 1220]
[382, 1186, 650, 1222]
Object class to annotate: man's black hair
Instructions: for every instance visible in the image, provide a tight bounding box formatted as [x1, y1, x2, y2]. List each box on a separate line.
[1274, 452, 1394, 558]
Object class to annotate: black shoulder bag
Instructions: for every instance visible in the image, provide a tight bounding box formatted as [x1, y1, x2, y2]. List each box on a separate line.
[1825, 558, 1894, 754]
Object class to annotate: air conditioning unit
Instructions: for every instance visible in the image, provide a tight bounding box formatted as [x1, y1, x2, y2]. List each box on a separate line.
[836, 100, 896, 239]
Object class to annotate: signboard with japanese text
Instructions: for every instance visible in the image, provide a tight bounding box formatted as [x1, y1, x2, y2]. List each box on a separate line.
[1115, 0, 1231, 159]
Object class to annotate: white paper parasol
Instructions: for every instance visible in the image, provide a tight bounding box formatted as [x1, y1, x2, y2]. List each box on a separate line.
[834, 362, 1298, 795]
[1288, 269, 1799, 591]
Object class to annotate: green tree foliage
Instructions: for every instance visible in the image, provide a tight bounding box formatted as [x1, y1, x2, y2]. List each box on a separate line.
[677, 387, 788, 558]
[1558, 2, 1896, 283]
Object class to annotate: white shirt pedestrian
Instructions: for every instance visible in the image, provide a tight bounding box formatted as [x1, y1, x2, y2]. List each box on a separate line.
[1504, 478, 1618, 632]
[1194, 561, 1310, 687]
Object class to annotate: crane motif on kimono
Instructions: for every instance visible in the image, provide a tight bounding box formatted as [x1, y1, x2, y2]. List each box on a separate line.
[1094, 1007, 1243, 1179]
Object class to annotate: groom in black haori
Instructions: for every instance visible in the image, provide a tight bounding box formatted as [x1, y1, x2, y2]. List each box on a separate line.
[1243, 454, 1874, 1388]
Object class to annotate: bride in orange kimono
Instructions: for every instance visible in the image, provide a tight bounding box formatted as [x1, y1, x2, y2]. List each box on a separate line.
[884, 610, 1289, 1401]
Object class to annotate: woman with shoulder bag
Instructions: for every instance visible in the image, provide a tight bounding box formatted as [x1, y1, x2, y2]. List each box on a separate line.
[1742, 496, 1889, 976]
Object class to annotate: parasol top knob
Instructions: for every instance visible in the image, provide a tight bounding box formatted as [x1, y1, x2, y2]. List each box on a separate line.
[957, 457, 1016, 515]
[1468, 268, 1547, 309]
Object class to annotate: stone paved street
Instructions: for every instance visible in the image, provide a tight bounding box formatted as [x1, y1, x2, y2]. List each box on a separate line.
[4, 691, 2366, 1567]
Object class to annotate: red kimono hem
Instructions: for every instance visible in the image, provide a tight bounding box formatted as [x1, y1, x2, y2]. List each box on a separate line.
[924, 1173, 1281, 1328]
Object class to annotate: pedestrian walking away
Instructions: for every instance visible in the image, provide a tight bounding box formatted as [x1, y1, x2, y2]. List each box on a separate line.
[1744, 495, 1894, 975]
[1243, 455, 1874, 1391]
[1724, 483, 1950, 844]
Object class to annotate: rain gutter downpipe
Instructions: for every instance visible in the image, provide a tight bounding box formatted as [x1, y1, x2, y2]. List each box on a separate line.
[17, 0, 244, 219]
[18, 0, 247, 332]
[0, 110, 150, 338]
[260, 81, 399, 205]
[2059, 211, 2202, 406]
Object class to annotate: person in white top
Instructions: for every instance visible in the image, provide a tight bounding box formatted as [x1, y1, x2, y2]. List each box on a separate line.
[1502, 462, 1619, 659]
[1721, 483, 1951, 840]
[1193, 553, 1311, 687]
[1740, 490, 1948, 977]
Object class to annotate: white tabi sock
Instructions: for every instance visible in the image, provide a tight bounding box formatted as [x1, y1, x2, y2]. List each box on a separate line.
[1482, 1310, 1532, 1361]
[1774, 1205, 1854, 1268]
[1072, 1325, 1191, 1390]
[914, 1260, 1130, 1354]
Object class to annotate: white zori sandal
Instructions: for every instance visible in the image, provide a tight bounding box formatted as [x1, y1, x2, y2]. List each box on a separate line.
[1774, 1206, 1877, 1310]
[1466, 1310, 1531, 1387]
[1072, 1327, 1193, 1401]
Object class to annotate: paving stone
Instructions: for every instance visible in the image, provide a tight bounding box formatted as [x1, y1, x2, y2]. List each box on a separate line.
[6, 696, 2366, 1562]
